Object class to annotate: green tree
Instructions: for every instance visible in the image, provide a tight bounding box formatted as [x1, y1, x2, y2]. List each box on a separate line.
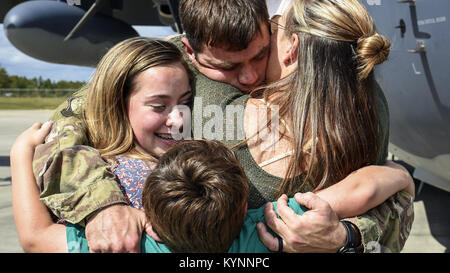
[0, 67, 10, 88]
[42, 78, 53, 89]
[0, 65, 86, 89]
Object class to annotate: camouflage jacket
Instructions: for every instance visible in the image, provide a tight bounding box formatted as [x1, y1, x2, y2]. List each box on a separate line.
[32, 36, 414, 252]
[33, 89, 129, 225]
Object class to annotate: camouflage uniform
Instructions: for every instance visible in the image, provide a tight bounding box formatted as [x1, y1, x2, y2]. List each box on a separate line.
[32, 35, 414, 252]
[348, 191, 414, 252]
[33, 89, 128, 225]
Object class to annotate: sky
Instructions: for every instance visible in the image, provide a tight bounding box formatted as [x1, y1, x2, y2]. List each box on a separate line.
[0, 24, 176, 82]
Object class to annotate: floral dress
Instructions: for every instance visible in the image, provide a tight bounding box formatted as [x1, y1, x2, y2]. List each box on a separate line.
[110, 156, 156, 210]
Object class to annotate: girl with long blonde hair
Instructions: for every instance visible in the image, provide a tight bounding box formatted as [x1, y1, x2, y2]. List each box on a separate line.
[83, 37, 192, 163]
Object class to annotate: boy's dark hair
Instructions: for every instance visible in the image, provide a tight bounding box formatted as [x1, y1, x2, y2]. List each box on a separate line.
[179, 0, 269, 52]
[142, 140, 249, 253]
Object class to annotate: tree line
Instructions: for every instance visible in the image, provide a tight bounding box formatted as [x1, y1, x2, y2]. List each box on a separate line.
[0, 66, 86, 89]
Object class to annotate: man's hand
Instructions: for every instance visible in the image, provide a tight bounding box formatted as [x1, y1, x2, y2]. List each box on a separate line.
[85, 204, 160, 253]
[256, 193, 347, 253]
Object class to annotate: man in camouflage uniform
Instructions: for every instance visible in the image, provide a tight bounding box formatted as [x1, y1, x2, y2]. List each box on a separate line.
[32, 0, 414, 253]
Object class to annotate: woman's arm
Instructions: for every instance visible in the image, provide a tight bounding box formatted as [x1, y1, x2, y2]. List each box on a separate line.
[11, 122, 67, 252]
[316, 161, 414, 219]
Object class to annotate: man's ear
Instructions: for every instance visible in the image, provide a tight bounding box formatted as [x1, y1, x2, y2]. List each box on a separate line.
[283, 34, 299, 66]
[181, 37, 196, 63]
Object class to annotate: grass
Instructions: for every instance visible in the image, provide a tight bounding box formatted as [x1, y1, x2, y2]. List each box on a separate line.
[0, 96, 70, 110]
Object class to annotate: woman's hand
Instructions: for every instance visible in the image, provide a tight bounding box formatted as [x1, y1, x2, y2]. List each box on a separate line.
[256, 193, 347, 253]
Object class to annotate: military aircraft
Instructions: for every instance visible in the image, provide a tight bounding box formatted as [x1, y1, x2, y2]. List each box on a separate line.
[362, 0, 450, 193]
[1, 0, 449, 192]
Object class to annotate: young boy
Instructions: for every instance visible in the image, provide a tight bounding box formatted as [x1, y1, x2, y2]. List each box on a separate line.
[11, 122, 414, 253]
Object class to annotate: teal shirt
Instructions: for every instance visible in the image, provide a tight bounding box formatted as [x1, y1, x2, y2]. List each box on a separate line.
[66, 198, 307, 253]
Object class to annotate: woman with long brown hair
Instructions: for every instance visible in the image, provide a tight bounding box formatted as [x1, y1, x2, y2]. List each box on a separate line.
[238, 0, 413, 252]
[246, 0, 390, 199]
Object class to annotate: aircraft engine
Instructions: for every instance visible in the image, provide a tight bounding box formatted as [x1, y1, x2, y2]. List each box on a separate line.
[3, 0, 139, 67]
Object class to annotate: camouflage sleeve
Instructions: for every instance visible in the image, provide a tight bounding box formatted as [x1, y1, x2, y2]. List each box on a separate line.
[32, 93, 128, 225]
[346, 191, 414, 253]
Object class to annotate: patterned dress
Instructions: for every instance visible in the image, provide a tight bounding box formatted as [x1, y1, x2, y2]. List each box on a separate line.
[110, 156, 156, 210]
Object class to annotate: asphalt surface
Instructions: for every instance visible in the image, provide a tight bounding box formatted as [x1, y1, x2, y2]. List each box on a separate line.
[0, 110, 449, 253]
[0, 110, 53, 252]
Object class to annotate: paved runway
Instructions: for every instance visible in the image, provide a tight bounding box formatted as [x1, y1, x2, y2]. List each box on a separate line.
[0, 110, 53, 252]
[0, 110, 449, 253]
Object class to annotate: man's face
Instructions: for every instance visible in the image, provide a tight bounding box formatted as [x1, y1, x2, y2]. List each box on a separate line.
[184, 22, 270, 93]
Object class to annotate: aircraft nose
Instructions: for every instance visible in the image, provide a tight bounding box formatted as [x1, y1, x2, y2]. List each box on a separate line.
[2, 1, 138, 67]
[3, 1, 60, 36]
[3, 3, 23, 32]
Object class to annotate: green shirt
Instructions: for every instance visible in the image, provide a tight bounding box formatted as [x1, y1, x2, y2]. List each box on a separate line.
[66, 198, 307, 253]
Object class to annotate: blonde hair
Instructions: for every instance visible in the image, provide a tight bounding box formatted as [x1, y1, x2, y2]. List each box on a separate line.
[83, 37, 190, 162]
[260, 0, 391, 195]
[291, 0, 391, 80]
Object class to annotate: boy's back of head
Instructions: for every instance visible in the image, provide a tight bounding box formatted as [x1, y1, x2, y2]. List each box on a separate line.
[142, 140, 249, 252]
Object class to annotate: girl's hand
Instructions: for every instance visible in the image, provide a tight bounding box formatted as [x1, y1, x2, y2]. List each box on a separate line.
[10, 121, 54, 160]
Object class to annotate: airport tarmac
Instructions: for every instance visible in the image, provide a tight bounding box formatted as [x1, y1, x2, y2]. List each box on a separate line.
[0, 109, 449, 253]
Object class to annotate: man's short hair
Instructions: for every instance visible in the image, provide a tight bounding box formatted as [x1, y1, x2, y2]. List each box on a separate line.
[142, 140, 249, 252]
[179, 0, 269, 52]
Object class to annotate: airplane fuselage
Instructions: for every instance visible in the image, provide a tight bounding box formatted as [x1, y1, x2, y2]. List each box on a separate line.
[363, 0, 450, 191]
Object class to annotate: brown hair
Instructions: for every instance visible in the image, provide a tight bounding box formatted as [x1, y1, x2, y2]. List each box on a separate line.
[259, 0, 391, 195]
[83, 37, 190, 163]
[142, 140, 249, 253]
[179, 0, 269, 52]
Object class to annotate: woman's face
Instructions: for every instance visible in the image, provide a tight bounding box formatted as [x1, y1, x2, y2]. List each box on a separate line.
[266, 14, 296, 83]
[127, 62, 191, 158]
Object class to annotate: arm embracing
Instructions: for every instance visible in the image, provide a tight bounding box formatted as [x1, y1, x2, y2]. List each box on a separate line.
[317, 161, 414, 219]
[11, 122, 68, 252]
[346, 191, 414, 252]
[33, 95, 128, 225]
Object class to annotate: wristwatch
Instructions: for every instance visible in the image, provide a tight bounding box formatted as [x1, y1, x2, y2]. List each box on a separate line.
[337, 220, 362, 253]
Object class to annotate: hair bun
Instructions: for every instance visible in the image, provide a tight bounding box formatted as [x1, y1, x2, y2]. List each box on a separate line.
[356, 33, 391, 80]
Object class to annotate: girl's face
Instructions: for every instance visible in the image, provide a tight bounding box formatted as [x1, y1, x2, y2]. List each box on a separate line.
[127, 62, 191, 158]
